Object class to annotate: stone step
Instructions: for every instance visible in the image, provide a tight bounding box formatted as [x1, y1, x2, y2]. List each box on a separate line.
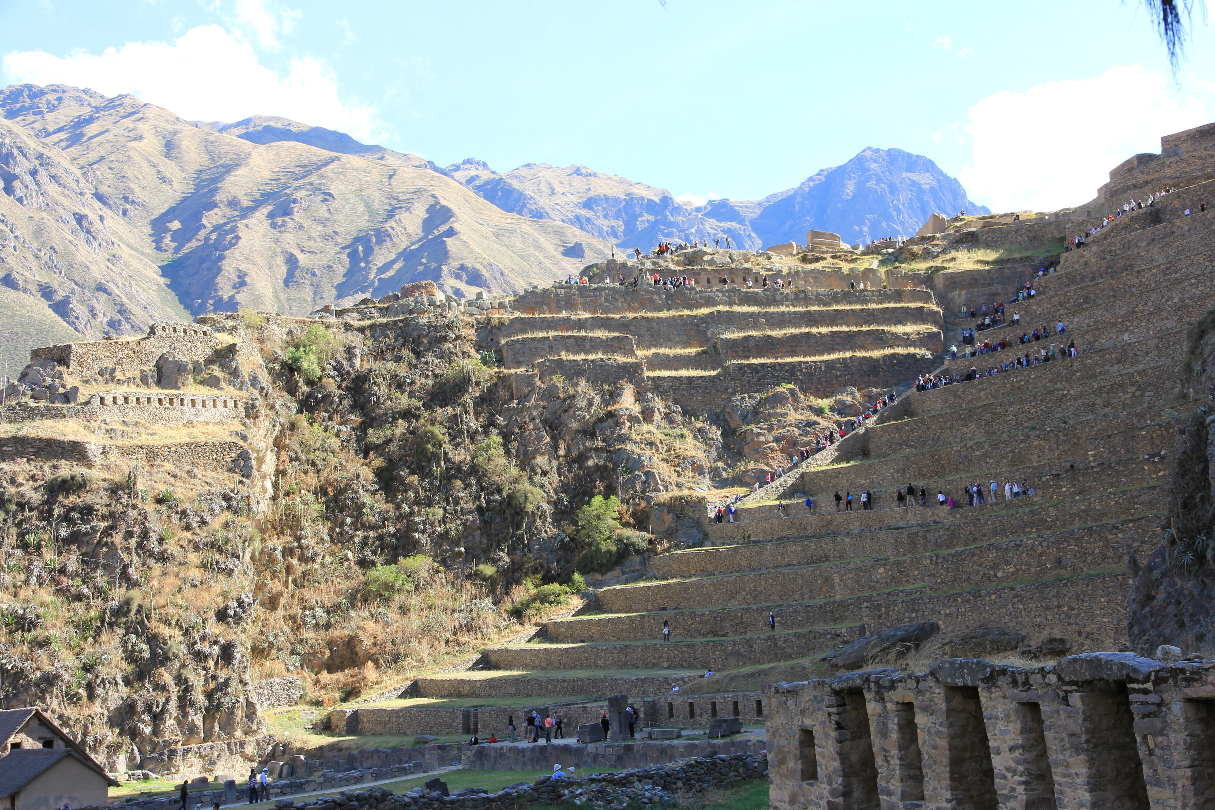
[599, 512, 1158, 615]
[547, 589, 926, 645]
[483, 625, 860, 672]
[665, 482, 1161, 579]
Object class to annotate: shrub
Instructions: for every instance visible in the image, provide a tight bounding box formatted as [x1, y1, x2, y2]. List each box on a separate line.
[364, 556, 436, 602]
[415, 425, 449, 467]
[239, 308, 266, 328]
[155, 488, 178, 505]
[506, 582, 575, 619]
[45, 471, 89, 497]
[565, 572, 587, 592]
[284, 324, 339, 383]
[473, 563, 500, 591]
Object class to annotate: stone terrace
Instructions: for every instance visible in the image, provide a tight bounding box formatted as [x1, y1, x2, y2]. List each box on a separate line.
[482, 285, 944, 413]
[403, 133, 1215, 723]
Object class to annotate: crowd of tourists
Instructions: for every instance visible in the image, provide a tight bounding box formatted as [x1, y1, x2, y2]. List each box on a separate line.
[1068, 187, 1177, 249]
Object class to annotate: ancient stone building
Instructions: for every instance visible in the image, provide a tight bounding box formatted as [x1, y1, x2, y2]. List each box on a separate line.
[766, 653, 1215, 810]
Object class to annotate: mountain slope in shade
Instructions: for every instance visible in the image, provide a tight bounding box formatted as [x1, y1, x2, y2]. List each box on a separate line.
[443, 159, 762, 250]
[0, 84, 614, 323]
[748, 148, 990, 245]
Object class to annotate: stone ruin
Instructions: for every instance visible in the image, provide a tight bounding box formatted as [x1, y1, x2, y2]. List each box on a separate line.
[766, 652, 1215, 810]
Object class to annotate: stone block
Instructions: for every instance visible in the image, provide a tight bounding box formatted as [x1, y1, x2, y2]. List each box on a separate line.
[577, 723, 606, 743]
[707, 718, 742, 737]
[650, 729, 682, 740]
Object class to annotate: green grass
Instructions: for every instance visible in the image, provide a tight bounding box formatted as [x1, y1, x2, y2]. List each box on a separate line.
[111, 778, 225, 802]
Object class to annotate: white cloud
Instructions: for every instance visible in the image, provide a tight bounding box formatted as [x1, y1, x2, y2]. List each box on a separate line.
[957, 64, 1214, 212]
[956, 47, 971, 58]
[933, 35, 952, 51]
[676, 193, 706, 206]
[2, 25, 388, 142]
[232, 0, 299, 49]
[341, 17, 357, 46]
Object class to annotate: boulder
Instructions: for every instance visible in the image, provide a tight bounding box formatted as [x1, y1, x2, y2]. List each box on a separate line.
[201, 374, 224, 389]
[826, 622, 940, 670]
[414, 734, 438, 745]
[940, 626, 1026, 657]
[424, 778, 449, 797]
[156, 353, 192, 389]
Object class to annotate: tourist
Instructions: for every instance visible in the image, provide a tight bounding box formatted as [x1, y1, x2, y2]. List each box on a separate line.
[834, 491, 843, 511]
[1057, 321, 1065, 334]
[715, 507, 724, 523]
[627, 705, 637, 737]
[919, 487, 927, 507]
[258, 769, 271, 801]
[508, 715, 516, 742]
[967, 486, 975, 507]
[524, 713, 535, 742]
[845, 491, 853, 511]
[937, 490, 946, 507]
[804, 495, 813, 513]
[727, 504, 737, 523]
[544, 714, 553, 743]
[896, 488, 906, 508]
[180, 781, 190, 810]
[469, 735, 480, 745]
[859, 491, 868, 510]
[601, 713, 610, 737]
[247, 770, 258, 805]
[552, 764, 567, 780]
[769, 612, 776, 631]
[1012, 481, 1022, 498]
[1004, 481, 1012, 501]
[555, 711, 565, 738]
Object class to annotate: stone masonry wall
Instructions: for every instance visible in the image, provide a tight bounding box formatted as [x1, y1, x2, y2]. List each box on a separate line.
[500, 333, 637, 368]
[2, 393, 246, 426]
[31, 323, 218, 381]
[508, 284, 933, 317]
[716, 327, 942, 363]
[535, 358, 644, 387]
[0, 437, 247, 473]
[766, 653, 1215, 810]
[411, 675, 679, 700]
[252, 677, 305, 709]
[647, 352, 933, 415]
[486, 302, 942, 353]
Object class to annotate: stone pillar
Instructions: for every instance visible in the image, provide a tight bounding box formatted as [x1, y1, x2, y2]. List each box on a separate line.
[607, 694, 629, 743]
[223, 780, 237, 804]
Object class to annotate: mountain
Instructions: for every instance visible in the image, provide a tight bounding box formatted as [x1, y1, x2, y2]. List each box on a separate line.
[446, 148, 987, 251]
[747, 147, 989, 245]
[443, 160, 762, 250]
[0, 84, 614, 369]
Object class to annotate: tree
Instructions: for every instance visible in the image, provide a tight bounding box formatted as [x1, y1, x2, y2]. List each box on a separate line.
[1141, 0, 1198, 68]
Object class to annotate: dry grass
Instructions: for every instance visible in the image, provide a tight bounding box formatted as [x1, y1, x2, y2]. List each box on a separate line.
[0, 419, 242, 443]
[719, 323, 938, 339]
[645, 369, 719, 377]
[499, 330, 631, 342]
[729, 348, 931, 364]
[635, 346, 710, 357]
[510, 302, 941, 319]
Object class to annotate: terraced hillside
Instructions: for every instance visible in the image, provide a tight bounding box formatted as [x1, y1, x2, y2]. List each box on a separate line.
[486, 280, 944, 415]
[398, 125, 1215, 729]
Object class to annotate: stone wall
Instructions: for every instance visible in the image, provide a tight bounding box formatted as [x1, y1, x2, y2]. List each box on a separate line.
[487, 303, 942, 355]
[252, 677, 305, 709]
[483, 627, 858, 671]
[30, 323, 218, 382]
[535, 358, 644, 387]
[505, 285, 933, 318]
[646, 352, 933, 415]
[500, 333, 637, 368]
[0, 436, 247, 473]
[198, 752, 767, 810]
[411, 675, 680, 700]
[716, 327, 941, 363]
[766, 653, 1215, 810]
[1, 392, 246, 426]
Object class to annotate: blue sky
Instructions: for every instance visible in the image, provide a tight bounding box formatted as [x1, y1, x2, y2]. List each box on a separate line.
[3, 0, 1214, 212]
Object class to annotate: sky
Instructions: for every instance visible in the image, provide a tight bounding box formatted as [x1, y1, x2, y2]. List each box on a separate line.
[2, 0, 1214, 213]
